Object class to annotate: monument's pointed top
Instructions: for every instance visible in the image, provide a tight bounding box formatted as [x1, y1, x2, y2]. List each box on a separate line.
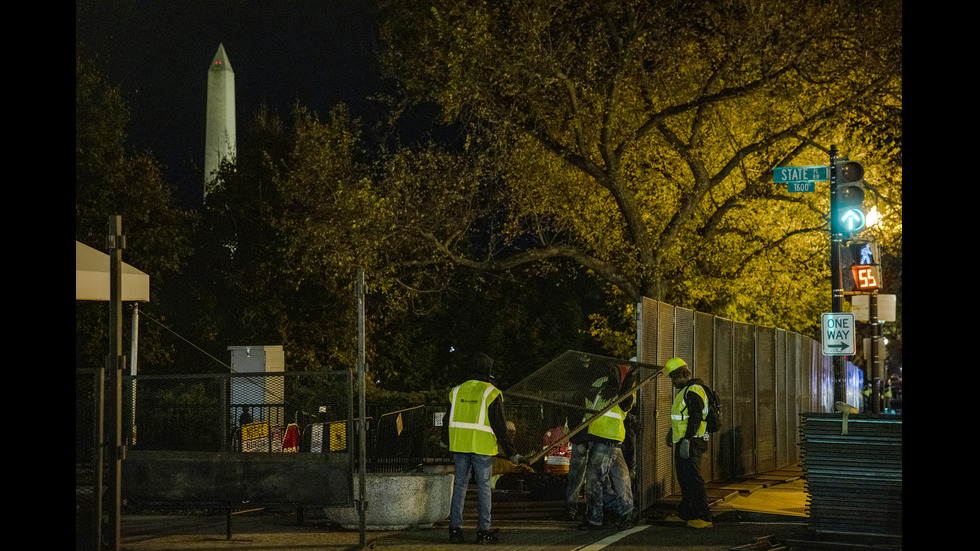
[209, 43, 233, 72]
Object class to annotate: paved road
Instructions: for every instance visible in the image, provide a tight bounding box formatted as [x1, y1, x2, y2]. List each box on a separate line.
[119, 510, 812, 551]
[112, 473, 899, 550]
[118, 479, 816, 551]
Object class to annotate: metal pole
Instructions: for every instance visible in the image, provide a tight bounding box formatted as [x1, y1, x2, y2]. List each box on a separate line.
[130, 304, 139, 447]
[870, 291, 882, 413]
[94, 353, 105, 549]
[106, 216, 125, 550]
[829, 146, 846, 405]
[356, 268, 368, 548]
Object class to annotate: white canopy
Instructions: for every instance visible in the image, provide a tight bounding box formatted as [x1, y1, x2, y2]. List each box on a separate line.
[75, 240, 150, 302]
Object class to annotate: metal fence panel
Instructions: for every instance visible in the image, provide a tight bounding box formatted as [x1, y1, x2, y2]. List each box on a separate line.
[657, 303, 676, 496]
[658, 302, 675, 366]
[636, 298, 671, 509]
[694, 311, 715, 481]
[777, 331, 794, 468]
[732, 321, 757, 479]
[633, 298, 858, 504]
[756, 326, 776, 473]
[674, 307, 695, 371]
[712, 317, 735, 481]
[800, 414, 902, 537]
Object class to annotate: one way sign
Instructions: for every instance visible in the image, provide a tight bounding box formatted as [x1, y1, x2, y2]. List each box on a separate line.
[821, 313, 854, 356]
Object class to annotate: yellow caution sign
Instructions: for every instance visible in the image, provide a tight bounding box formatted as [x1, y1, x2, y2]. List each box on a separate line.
[242, 421, 269, 441]
[329, 422, 347, 451]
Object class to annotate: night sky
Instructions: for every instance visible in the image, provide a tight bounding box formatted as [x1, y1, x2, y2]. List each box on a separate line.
[76, 1, 384, 202]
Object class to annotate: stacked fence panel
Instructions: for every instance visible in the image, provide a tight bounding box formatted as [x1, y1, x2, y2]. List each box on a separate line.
[800, 413, 902, 537]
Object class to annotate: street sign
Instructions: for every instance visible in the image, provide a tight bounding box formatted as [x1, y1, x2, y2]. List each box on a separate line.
[821, 313, 855, 356]
[851, 294, 897, 322]
[773, 165, 828, 184]
[786, 182, 815, 193]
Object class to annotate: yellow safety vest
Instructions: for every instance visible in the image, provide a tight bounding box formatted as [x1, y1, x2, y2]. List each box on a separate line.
[448, 380, 501, 456]
[586, 381, 633, 442]
[671, 383, 707, 443]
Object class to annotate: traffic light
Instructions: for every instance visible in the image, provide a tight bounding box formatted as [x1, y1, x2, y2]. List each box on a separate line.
[842, 241, 881, 292]
[835, 159, 866, 233]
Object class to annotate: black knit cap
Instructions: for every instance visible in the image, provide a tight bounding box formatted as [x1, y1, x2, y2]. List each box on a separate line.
[467, 352, 494, 381]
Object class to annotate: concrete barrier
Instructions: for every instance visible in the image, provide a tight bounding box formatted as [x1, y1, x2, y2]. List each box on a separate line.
[325, 469, 453, 530]
[122, 450, 353, 507]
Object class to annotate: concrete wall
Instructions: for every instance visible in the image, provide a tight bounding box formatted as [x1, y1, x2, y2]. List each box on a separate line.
[122, 450, 352, 507]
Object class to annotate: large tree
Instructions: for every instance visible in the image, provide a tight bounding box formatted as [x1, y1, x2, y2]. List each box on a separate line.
[76, 48, 194, 370]
[377, 0, 902, 335]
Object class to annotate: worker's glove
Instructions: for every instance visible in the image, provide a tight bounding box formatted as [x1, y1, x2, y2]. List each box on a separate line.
[575, 443, 588, 455]
[509, 454, 524, 465]
[665, 428, 673, 446]
[678, 438, 690, 459]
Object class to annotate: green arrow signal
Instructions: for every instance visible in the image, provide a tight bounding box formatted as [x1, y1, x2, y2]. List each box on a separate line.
[840, 209, 866, 232]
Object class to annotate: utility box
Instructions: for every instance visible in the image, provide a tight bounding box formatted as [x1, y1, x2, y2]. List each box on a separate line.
[229, 345, 284, 374]
[229, 346, 285, 441]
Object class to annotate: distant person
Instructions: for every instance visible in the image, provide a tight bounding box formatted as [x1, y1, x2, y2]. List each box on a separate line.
[540, 413, 571, 476]
[578, 362, 639, 532]
[442, 353, 523, 545]
[239, 407, 253, 427]
[237, 407, 254, 451]
[664, 357, 713, 528]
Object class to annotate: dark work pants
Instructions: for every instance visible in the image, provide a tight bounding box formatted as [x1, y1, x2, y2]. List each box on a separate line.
[674, 437, 711, 521]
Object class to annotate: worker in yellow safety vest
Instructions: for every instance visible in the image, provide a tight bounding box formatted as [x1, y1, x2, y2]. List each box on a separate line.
[577, 362, 639, 532]
[664, 357, 713, 528]
[442, 353, 522, 545]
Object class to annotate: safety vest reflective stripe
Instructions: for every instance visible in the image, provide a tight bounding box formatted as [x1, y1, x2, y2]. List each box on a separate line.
[448, 381, 500, 455]
[587, 390, 633, 442]
[448, 384, 496, 434]
[671, 384, 707, 442]
[602, 409, 625, 420]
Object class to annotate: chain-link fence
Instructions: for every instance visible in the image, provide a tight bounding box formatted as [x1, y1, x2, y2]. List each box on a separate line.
[502, 351, 660, 466]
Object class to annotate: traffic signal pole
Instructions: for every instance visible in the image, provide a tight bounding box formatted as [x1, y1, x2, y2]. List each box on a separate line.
[870, 291, 882, 413]
[829, 146, 847, 404]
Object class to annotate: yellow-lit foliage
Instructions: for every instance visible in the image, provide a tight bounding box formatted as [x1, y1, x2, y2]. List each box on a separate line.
[378, 0, 901, 335]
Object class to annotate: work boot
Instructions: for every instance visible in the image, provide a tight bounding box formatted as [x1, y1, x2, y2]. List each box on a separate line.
[577, 521, 602, 531]
[687, 518, 713, 529]
[617, 508, 639, 531]
[664, 514, 685, 523]
[449, 526, 464, 543]
[475, 528, 498, 544]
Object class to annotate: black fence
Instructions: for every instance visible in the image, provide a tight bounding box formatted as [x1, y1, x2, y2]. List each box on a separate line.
[107, 371, 446, 473]
[122, 371, 352, 453]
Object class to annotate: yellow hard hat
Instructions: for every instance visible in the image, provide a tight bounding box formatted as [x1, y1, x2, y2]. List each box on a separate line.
[664, 357, 687, 375]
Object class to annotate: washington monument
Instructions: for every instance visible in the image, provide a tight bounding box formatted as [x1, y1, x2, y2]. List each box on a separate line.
[204, 43, 236, 199]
